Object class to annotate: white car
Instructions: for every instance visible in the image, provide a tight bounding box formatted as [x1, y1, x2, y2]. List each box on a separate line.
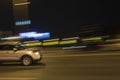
[0, 44, 42, 66]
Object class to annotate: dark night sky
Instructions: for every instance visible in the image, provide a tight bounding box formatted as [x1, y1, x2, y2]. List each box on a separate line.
[0, 0, 120, 35]
[0, 0, 14, 31]
[29, 0, 120, 35]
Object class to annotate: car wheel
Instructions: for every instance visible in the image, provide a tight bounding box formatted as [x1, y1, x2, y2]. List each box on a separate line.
[22, 56, 32, 66]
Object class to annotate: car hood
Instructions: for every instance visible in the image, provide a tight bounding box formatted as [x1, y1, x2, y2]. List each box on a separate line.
[23, 47, 41, 51]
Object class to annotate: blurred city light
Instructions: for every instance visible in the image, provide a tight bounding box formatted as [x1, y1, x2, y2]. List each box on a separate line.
[0, 36, 22, 40]
[81, 37, 103, 43]
[62, 37, 79, 40]
[34, 33, 50, 40]
[43, 38, 59, 42]
[19, 32, 37, 38]
[14, 2, 31, 6]
[43, 41, 59, 46]
[63, 46, 87, 49]
[15, 20, 31, 26]
[19, 32, 50, 40]
[23, 42, 42, 47]
[59, 40, 77, 45]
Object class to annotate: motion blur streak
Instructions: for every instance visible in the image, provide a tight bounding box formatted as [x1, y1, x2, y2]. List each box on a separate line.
[97, 43, 120, 47]
[62, 46, 87, 49]
[14, 2, 30, 6]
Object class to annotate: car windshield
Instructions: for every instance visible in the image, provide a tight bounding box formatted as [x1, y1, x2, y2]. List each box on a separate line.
[15, 45, 27, 50]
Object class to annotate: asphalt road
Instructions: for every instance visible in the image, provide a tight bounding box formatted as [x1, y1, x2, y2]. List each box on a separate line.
[0, 47, 120, 80]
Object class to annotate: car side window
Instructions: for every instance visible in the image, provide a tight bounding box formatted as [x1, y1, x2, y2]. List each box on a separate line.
[0, 45, 14, 50]
[0, 45, 3, 50]
[14, 45, 26, 50]
[0, 45, 7, 50]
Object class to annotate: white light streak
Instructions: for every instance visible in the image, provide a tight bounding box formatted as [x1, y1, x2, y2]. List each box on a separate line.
[62, 37, 79, 40]
[43, 38, 59, 42]
[14, 2, 30, 6]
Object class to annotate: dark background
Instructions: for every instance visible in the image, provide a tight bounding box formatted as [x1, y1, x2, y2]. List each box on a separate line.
[0, 0, 14, 31]
[0, 0, 120, 36]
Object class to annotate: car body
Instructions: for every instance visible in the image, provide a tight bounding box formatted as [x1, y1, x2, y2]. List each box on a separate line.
[0, 44, 42, 66]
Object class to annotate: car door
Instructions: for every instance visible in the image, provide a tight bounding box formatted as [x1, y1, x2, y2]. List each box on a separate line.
[0, 45, 9, 60]
[0, 45, 19, 61]
[6, 45, 20, 60]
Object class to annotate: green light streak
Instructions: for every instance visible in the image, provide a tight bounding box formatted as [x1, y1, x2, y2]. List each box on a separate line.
[59, 40, 77, 45]
[23, 42, 42, 46]
[81, 37, 102, 41]
[43, 41, 59, 46]
[105, 39, 120, 43]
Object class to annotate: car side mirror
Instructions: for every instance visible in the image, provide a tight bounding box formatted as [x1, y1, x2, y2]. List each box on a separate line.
[13, 48, 18, 52]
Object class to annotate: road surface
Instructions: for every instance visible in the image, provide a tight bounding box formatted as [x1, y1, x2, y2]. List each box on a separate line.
[0, 47, 120, 80]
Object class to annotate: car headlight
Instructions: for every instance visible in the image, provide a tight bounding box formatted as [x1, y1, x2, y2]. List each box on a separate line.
[34, 52, 40, 55]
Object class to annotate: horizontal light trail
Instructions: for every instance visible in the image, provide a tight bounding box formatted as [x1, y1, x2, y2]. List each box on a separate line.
[62, 37, 79, 40]
[14, 2, 30, 6]
[43, 38, 59, 42]
[62, 46, 87, 49]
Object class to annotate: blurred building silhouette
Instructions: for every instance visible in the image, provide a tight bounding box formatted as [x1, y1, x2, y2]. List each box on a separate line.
[12, 0, 31, 33]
